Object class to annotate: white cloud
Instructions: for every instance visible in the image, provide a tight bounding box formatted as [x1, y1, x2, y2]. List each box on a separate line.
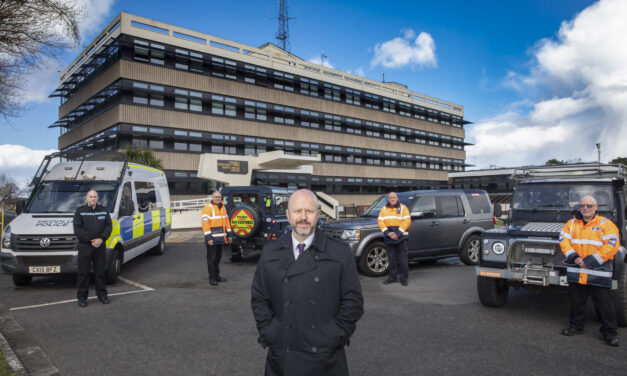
[308, 55, 334, 69]
[0, 145, 57, 188]
[467, 0, 627, 168]
[371, 29, 437, 69]
[17, 0, 116, 104]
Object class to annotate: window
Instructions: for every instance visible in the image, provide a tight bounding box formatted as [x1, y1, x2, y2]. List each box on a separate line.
[466, 193, 491, 214]
[132, 138, 148, 148]
[364, 93, 379, 109]
[149, 140, 163, 149]
[411, 196, 437, 218]
[135, 181, 158, 212]
[324, 84, 340, 101]
[211, 56, 237, 80]
[273, 71, 294, 91]
[438, 196, 465, 217]
[383, 98, 395, 113]
[189, 143, 202, 152]
[245, 64, 267, 85]
[244, 101, 267, 121]
[346, 89, 360, 105]
[174, 142, 187, 151]
[300, 78, 318, 96]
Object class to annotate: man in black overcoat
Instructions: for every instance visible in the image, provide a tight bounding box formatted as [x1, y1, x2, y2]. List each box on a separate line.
[251, 189, 364, 376]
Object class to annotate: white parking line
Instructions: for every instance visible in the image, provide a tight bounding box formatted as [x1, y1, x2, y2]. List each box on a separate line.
[9, 277, 154, 311]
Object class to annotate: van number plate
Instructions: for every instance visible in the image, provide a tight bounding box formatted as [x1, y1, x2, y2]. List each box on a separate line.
[29, 266, 60, 273]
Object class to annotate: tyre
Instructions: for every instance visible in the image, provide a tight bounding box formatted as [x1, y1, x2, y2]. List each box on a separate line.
[230, 251, 243, 262]
[358, 241, 389, 276]
[460, 234, 481, 266]
[477, 276, 509, 307]
[148, 231, 166, 255]
[105, 251, 121, 284]
[229, 204, 261, 240]
[12, 274, 32, 286]
[612, 264, 627, 326]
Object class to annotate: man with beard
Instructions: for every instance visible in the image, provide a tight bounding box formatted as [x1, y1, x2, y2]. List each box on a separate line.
[251, 189, 364, 376]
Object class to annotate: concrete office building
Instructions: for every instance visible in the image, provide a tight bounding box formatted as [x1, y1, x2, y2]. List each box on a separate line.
[51, 12, 469, 205]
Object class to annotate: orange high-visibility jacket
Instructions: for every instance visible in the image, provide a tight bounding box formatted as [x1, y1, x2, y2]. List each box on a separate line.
[201, 201, 232, 244]
[377, 203, 411, 240]
[559, 214, 619, 288]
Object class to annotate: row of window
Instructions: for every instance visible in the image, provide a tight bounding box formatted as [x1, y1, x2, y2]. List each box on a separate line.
[55, 35, 466, 131]
[56, 79, 466, 151]
[125, 124, 463, 166]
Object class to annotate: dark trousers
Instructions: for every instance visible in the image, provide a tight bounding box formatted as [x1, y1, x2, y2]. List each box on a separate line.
[77, 245, 107, 301]
[387, 240, 408, 282]
[206, 244, 225, 280]
[568, 282, 618, 338]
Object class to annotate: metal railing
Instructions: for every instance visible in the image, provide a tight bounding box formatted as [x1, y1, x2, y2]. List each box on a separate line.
[171, 198, 211, 212]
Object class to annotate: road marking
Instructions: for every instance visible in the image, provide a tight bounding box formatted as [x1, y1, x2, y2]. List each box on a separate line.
[9, 277, 154, 311]
[166, 237, 192, 243]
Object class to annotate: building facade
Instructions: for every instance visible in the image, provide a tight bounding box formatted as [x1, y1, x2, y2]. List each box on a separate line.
[52, 13, 469, 205]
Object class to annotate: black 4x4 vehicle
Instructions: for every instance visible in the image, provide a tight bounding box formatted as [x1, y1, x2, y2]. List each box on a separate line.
[221, 186, 293, 261]
[321, 189, 497, 276]
[477, 164, 627, 325]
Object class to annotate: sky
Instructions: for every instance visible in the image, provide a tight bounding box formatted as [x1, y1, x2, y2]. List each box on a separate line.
[3, 0, 625, 185]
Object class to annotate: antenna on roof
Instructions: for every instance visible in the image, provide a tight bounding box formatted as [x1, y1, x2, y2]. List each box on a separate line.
[320, 51, 327, 66]
[276, 0, 295, 52]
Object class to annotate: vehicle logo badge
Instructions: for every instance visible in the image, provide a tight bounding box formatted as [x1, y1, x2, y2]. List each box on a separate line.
[40, 238, 51, 248]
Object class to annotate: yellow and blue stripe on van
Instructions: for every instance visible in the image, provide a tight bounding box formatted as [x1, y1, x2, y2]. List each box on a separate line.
[106, 207, 171, 249]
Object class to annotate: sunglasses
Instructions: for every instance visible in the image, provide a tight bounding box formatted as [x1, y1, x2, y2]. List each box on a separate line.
[579, 204, 597, 209]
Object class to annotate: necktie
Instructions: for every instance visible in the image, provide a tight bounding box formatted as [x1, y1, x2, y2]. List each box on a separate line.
[297, 243, 306, 256]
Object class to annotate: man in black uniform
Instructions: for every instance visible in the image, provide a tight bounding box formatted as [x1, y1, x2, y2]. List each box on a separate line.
[73, 189, 113, 307]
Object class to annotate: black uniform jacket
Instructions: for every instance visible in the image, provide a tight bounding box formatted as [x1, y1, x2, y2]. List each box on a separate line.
[251, 231, 364, 376]
[73, 204, 112, 250]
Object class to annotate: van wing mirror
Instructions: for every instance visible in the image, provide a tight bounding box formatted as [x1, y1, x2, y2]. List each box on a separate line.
[494, 204, 502, 217]
[411, 211, 424, 219]
[15, 199, 27, 215]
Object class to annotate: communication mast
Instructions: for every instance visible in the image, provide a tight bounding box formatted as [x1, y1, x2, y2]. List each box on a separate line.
[276, 0, 293, 52]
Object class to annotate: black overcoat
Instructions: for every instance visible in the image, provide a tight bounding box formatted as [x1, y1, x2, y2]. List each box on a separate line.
[251, 231, 364, 376]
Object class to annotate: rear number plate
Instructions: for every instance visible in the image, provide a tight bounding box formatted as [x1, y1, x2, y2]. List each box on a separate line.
[28, 266, 60, 274]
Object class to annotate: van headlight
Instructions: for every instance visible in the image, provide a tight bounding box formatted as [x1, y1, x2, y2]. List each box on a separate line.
[340, 229, 360, 241]
[492, 241, 505, 255]
[1, 225, 11, 250]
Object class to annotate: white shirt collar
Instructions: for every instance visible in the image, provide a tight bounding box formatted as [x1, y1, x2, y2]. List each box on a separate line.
[292, 231, 315, 260]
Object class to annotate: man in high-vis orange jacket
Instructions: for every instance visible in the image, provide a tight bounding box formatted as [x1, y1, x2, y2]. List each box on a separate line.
[378, 192, 411, 286]
[559, 195, 619, 347]
[201, 190, 232, 286]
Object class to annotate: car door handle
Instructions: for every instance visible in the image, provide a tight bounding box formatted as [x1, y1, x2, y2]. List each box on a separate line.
[462, 219, 470, 224]
[430, 221, 439, 227]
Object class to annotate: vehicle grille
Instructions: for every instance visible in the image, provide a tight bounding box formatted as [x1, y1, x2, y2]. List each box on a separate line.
[12, 235, 77, 252]
[322, 227, 343, 240]
[508, 241, 566, 268]
[520, 222, 564, 233]
[16, 256, 74, 266]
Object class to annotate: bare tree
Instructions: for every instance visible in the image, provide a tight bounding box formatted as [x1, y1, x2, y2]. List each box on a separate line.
[0, 0, 82, 121]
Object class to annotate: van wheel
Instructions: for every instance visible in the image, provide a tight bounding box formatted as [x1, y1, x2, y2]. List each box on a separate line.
[148, 232, 166, 255]
[477, 276, 509, 307]
[359, 242, 389, 276]
[12, 275, 32, 286]
[230, 252, 243, 262]
[612, 264, 627, 326]
[105, 252, 121, 284]
[460, 235, 481, 265]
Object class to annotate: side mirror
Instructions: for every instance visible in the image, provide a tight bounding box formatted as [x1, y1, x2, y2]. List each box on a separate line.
[15, 199, 27, 215]
[411, 211, 424, 219]
[494, 204, 502, 217]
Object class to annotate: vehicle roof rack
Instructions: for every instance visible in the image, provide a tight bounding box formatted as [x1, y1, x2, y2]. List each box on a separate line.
[30, 150, 129, 187]
[513, 163, 627, 182]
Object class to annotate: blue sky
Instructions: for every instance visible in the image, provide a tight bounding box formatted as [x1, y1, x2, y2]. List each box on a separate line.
[3, 0, 626, 184]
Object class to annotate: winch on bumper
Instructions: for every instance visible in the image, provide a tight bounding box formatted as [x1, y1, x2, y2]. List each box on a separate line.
[478, 236, 570, 287]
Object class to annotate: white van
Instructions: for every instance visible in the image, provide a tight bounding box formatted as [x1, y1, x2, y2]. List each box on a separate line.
[0, 151, 171, 286]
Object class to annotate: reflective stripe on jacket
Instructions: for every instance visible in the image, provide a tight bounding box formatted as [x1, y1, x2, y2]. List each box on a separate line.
[201, 202, 232, 244]
[559, 214, 619, 288]
[377, 203, 411, 239]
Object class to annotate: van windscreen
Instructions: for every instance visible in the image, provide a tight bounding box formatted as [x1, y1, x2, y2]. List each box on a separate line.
[26, 181, 118, 213]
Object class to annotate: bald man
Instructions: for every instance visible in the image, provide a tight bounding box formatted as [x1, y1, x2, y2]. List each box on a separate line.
[559, 195, 620, 346]
[252, 189, 364, 375]
[73, 189, 112, 307]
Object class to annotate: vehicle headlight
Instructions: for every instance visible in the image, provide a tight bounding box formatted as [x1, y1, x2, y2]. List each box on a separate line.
[492, 241, 505, 255]
[1, 225, 11, 250]
[340, 229, 360, 241]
